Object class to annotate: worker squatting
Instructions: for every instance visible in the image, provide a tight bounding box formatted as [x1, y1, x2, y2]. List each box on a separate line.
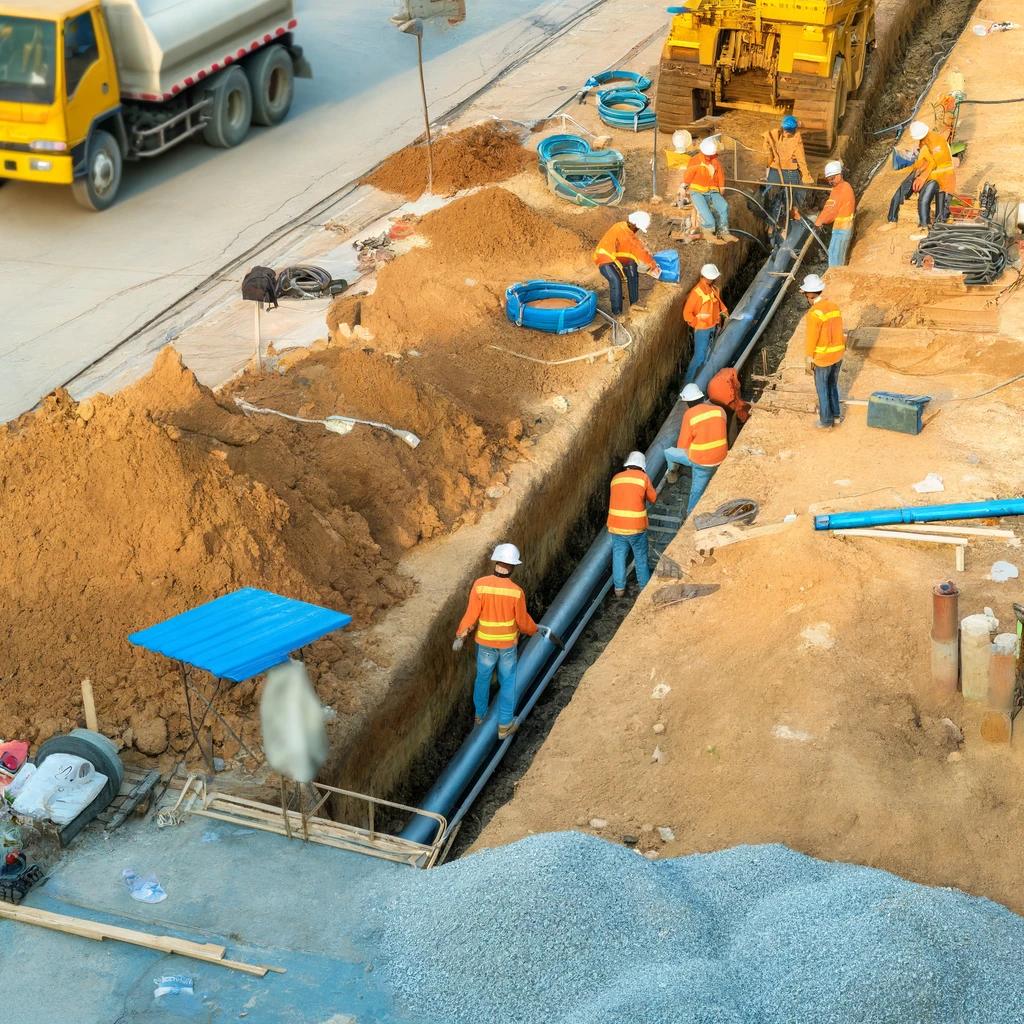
[453, 115, 958, 737]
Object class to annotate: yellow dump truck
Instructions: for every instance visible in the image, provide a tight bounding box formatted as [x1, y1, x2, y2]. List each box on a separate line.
[0, 0, 311, 209]
[656, 0, 875, 151]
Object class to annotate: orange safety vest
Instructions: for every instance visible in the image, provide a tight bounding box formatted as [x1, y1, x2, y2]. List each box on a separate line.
[683, 154, 724, 194]
[805, 298, 845, 367]
[593, 221, 656, 270]
[457, 574, 538, 650]
[915, 131, 956, 193]
[678, 402, 728, 467]
[606, 468, 657, 536]
[684, 281, 728, 329]
[818, 180, 856, 231]
[708, 367, 751, 422]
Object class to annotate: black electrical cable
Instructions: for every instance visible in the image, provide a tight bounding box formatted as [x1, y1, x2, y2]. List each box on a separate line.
[910, 218, 1012, 285]
[276, 265, 348, 299]
[959, 97, 1024, 104]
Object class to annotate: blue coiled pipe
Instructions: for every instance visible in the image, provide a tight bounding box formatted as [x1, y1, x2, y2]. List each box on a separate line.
[505, 281, 597, 334]
[596, 88, 656, 131]
[815, 499, 1024, 532]
[537, 134, 592, 170]
[583, 70, 652, 92]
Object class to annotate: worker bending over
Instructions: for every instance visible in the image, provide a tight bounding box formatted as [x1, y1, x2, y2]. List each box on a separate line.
[707, 366, 750, 446]
[761, 115, 813, 245]
[683, 263, 729, 382]
[814, 160, 856, 267]
[607, 451, 657, 599]
[680, 138, 737, 245]
[664, 382, 729, 516]
[593, 211, 661, 316]
[885, 120, 955, 239]
[801, 274, 846, 429]
[454, 543, 548, 739]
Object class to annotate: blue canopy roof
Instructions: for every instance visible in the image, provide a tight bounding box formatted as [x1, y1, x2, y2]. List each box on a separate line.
[128, 588, 352, 682]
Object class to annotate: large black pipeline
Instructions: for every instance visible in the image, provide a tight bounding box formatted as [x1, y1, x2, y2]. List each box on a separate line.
[401, 220, 809, 846]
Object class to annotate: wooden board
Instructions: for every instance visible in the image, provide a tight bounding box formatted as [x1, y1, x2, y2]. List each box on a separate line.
[692, 518, 797, 553]
[834, 528, 969, 546]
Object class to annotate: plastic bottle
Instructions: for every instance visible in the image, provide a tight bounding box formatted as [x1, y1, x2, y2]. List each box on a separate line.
[960, 614, 995, 701]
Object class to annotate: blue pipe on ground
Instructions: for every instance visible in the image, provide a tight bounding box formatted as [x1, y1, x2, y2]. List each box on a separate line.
[815, 499, 1024, 532]
[401, 220, 810, 847]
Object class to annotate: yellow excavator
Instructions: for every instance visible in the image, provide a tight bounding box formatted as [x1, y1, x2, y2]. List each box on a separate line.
[656, 0, 875, 152]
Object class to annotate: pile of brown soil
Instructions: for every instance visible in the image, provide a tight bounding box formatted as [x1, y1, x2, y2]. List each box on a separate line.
[361, 123, 534, 200]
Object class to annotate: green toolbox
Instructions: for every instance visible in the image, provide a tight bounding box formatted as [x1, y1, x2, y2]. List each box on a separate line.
[866, 391, 931, 435]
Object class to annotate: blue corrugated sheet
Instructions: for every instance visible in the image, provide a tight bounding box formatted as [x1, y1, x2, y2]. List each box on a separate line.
[128, 588, 351, 681]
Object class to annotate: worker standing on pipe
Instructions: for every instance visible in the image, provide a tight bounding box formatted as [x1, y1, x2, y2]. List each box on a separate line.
[814, 160, 856, 267]
[680, 138, 737, 245]
[453, 543, 543, 740]
[593, 211, 661, 317]
[664, 383, 729, 516]
[683, 263, 729, 382]
[761, 115, 813, 246]
[707, 366, 750, 446]
[607, 451, 658, 599]
[801, 274, 845, 429]
[883, 120, 955, 239]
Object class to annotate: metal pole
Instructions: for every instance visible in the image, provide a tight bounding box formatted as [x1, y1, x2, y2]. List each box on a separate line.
[651, 115, 658, 198]
[253, 303, 262, 370]
[416, 33, 433, 194]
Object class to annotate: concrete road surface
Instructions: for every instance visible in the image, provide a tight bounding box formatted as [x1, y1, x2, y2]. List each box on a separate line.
[0, 0, 617, 422]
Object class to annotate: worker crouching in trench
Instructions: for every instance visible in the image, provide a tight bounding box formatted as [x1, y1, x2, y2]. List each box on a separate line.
[592, 211, 661, 316]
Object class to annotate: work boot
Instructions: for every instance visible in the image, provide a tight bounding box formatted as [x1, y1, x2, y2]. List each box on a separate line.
[666, 467, 681, 484]
[614, 588, 626, 598]
[497, 722, 518, 740]
[719, 231, 740, 243]
[474, 715, 484, 727]
[701, 228, 723, 245]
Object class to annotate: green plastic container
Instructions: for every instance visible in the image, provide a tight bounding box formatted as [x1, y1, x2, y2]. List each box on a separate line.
[866, 391, 931, 435]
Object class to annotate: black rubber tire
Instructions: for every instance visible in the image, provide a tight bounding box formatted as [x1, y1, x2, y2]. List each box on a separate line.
[202, 66, 253, 148]
[246, 44, 294, 127]
[36, 727, 124, 807]
[71, 128, 122, 211]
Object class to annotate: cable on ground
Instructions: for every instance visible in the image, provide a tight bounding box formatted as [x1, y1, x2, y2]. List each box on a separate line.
[910, 218, 1011, 285]
[275, 265, 349, 299]
[596, 88, 655, 131]
[505, 281, 598, 334]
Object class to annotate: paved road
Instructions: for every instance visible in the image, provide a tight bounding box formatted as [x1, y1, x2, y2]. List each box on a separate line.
[0, 0, 609, 421]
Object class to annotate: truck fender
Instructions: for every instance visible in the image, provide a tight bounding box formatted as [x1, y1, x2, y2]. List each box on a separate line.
[287, 43, 313, 80]
[71, 109, 127, 178]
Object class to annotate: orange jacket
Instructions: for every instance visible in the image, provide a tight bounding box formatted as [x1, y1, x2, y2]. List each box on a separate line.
[607, 468, 657, 536]
[914, 130, 956, 192]
[593, 222, 656, 269]
[677, 402, 728, 467]
[708, 367, 751, 422]
[805, 298, 845, 367]
[763, 129, 811, 181]
[817, 180, 856, 231]
[683, 154, 725, 193]
[684, 280, 728, 330]
[458, 574, 538, 650]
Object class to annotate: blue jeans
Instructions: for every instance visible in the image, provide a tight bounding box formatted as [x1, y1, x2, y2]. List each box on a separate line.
[611, 532, 651, 591]
[664, 447, 719, 516]
[599, 261, 639, 315]
[684, 326, 717, 383]
[691, 191, 730, 233]
[473, 644, 518, 726]
[813, 360, 843, 427]
[762, 168, 803, 240]
[827, 228, 852, 267]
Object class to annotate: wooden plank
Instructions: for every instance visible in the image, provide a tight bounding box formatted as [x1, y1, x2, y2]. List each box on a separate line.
[834, 529, 969, 546]
[693, 519, 796, 551]
[877, 523, 1015, 539]
[81, 678, 98, 732]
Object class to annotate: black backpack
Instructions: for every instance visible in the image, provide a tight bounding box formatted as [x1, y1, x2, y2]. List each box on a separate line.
[241, 266, 279, 308]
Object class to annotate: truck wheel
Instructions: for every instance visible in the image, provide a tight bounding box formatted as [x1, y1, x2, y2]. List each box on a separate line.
[36, 728, 125, 807]
[203, 66, 253, 148]
[246, 45, 294, 127]
[71, 129, 122, 211]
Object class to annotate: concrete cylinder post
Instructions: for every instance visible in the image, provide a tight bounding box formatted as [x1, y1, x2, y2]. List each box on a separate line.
[930, 581, 959, 696]
[988, 633, 1017, 712]
[960, 613, 994, 702]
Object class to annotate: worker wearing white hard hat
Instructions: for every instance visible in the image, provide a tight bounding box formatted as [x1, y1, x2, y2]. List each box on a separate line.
[682, 263, 729, 383]
[814, 159, 856, 267]
[760, 114, 813, 248]
[800, 275, 846, 429]
[680, 135, 737, 245]
[607, 451, 657, 598]
[593, 211, 661, 317]
[884, 118, 956, 238]
[455, 542, 545, 739]
[663, 382, 729, 516]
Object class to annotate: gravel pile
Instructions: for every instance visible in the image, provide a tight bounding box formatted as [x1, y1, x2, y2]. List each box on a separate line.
[365, 833, 1024, 1024]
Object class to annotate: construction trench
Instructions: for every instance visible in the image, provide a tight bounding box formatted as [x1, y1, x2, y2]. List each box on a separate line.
[4, 0, 1024, 1019]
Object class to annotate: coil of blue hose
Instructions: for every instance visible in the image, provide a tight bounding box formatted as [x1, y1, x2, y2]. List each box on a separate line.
[505, 281, 598, 334]
[583, 70, 652, 92]
[596, 88, 656, 131]
[537, 133, 592, 170]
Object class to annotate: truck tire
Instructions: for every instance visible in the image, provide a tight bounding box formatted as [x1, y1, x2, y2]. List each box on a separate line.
[246, 44, 294, 127]
[36, 728, 125, 808]
[71, 129, 122, 211]
[202, 66, 253, 148]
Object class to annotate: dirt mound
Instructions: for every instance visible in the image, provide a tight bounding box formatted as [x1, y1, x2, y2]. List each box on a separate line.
[362, 123, 534, 199]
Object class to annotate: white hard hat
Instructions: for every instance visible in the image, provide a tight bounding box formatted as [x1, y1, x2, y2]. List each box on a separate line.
[681, 383, 704, 401]
[700, 263, 721, 280]
[624, 451, 646, 470]
[699, 137, 718, 156]
[627, 210, 651, 232]
[823, 160, 843, 178]
[491, 542, 522, 566]
[909, 120, 929, 141]
[800, 273, 825, 293]
[671, 129, 692, 153]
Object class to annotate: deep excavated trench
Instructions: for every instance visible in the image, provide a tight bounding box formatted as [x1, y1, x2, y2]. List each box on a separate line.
[327, 0, 981, 849]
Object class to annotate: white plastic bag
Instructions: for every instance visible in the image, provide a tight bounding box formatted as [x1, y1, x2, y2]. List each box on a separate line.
[12, 753, 108, 825]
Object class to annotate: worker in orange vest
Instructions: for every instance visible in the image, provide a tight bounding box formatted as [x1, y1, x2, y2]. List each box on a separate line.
[885, 120, 955, 238]
[592, 210, 661, 316]
[814, 159, 856, 267]
[680, 137, 737, 245]
[683, 262, 729, 382]
[707, 366, 750, 446]
[801, 274, 846, 429]
[454, 543, 549, 739]
[664, 382, 729, 515]
[607, 451, 658, 598]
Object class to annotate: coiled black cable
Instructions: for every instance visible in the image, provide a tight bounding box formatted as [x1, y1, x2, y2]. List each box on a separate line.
[276, 265, 348, 299]
[910, 219, 1011, 285]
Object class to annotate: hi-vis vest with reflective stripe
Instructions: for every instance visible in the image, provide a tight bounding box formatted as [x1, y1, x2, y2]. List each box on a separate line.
[607, 469, 656, 536]
[805, 298, 845, 367]
[917, 131, 956, 192]
[457, 575, 537, 650]
[680, 403, 728, 467]
[684, 154, 722, 193]
[685, 283, 726, 328]
[593, 222, 654, 270]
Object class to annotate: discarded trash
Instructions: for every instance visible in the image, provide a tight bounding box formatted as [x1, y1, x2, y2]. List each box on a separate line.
[123, 869, 167, 904]
[783, 513, 798, 523]
[912, 473, 944, 494]
[650, 683, 671, 699]
[12, 754, 109, 824]
[989, 561, 1019, 583]
[800, 623, 835, 650]
[153, 976, 193, 999]
[657, 826, 675, 843]
[589, 818, 608, 830]
[651, 746, 665, 764]
[772, 724, 813, 743]
[551, 395, 571, 414]
[833, 479, 852, 487]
